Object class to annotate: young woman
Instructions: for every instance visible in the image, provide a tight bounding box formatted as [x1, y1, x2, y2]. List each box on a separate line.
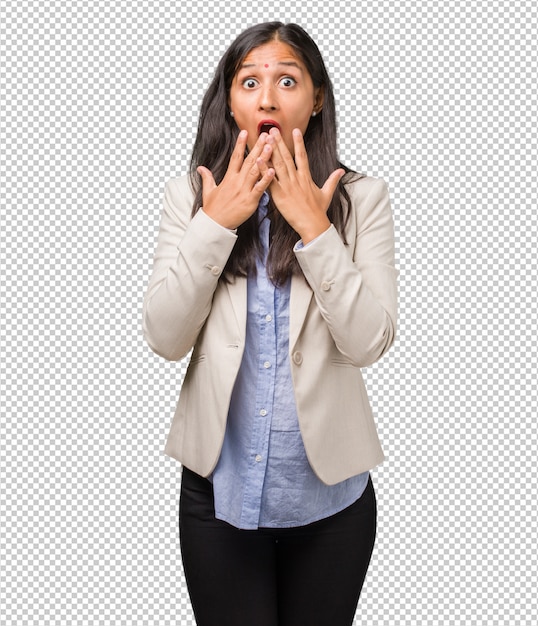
[143, 21, 398, 626]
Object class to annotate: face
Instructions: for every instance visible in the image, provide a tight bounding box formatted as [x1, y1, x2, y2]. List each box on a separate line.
[229, 40, 323, 154]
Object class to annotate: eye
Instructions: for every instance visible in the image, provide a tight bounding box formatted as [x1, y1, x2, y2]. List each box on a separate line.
[242, 78, 259, 89]
[279, 76, 297, 87]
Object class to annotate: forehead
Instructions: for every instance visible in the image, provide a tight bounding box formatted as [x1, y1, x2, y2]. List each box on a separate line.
[238, 40, 305, 71]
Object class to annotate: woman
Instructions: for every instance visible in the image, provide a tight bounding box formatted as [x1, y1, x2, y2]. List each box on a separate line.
[143, 21, 397, 626]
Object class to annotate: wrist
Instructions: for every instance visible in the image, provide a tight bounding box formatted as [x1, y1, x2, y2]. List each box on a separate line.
[201, 208, 238, 233]
[298, 217, 331, 245]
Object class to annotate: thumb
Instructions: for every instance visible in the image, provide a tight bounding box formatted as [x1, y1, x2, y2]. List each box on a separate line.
[321, 168, 345, 202]
[197, 166, 217, 195]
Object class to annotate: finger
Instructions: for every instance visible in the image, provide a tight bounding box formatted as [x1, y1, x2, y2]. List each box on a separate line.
[292, 128, 310, 175]
[242, 131, 270, 169]
[245, 143, 272, 188]
[320, 168, 345, 204]
[255, 148, 274, 178]
[267, 128, 294, 180]
[228, 130, 249, 172]
[253, 165, 275, 194]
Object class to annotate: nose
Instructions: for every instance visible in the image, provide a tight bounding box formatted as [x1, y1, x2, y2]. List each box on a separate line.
[258, 83, 278, 111]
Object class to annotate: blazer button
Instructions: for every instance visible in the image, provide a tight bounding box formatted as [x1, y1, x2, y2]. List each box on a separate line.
[210, 266, 221, 276]
[292, 351, 303, 365]
[321, 280, 331, 291]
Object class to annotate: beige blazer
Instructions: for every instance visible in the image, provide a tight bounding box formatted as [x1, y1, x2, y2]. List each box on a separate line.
[143, 174, 398, 485]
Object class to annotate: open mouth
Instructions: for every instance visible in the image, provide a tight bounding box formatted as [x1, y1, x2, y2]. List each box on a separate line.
[257, 120, 282, 135]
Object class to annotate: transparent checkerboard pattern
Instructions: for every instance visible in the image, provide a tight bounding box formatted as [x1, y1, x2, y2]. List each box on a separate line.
[2, 0, 537, 623]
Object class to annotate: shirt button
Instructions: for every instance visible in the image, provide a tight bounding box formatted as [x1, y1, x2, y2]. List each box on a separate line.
[321, 280, 331, 291]
[263, 361, 271, 369]
[255, 454, 262, 462]
[259, 409, 267, 416]
[210, 266, 220, 276]
[265, 314, 272, 322]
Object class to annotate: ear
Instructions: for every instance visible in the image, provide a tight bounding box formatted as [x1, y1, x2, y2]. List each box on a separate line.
[313, 85, 325, 114]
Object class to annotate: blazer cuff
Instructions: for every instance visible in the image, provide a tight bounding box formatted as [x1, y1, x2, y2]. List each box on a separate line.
[196, 208, 239, 238]
[178, 208, 238, 279]
[293, 225, 333, 251]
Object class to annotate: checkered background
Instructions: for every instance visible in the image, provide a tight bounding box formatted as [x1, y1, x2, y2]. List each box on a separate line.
[2, 0, 537, 624]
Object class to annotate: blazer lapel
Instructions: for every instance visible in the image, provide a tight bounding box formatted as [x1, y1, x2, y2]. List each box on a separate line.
[225, 275, 247, 338]
[224, 272, 312, 348]
[289, 273, 313, 349]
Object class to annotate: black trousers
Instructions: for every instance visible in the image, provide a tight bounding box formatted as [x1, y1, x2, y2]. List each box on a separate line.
[179, 467, 377, 626]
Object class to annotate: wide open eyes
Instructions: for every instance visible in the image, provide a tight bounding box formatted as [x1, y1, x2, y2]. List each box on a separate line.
[241, 76, 297, 89]
[279, 77, 296, 88]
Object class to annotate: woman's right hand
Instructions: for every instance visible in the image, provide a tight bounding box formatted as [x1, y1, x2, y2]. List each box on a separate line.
[197, 130, 275, 230]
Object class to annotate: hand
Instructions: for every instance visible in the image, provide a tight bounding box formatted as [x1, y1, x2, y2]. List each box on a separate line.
[197, 131, 275, 230]
[260, 128, 344, 243]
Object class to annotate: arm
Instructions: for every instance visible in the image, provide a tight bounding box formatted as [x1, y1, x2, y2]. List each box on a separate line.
[142, 176, 238, 361]
[142, 132, 276, 361]
[294, 177, 398, 367]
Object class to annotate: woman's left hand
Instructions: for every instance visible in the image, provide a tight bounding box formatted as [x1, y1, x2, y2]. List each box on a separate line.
[259, 128, 345, 244]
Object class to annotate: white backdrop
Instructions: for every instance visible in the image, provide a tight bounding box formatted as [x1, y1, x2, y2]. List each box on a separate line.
[2, 0, 537, 624]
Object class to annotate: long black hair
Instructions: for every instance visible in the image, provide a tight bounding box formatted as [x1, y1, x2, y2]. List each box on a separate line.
[189, 22, 361, 285]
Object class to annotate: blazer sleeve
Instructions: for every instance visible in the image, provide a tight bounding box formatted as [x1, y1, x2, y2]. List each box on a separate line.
[294, 177, 398, 367]
[142, 176, 238, 361]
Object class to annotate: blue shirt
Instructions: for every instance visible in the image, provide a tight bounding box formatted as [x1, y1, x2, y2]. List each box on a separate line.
[211, 193, 368, 530]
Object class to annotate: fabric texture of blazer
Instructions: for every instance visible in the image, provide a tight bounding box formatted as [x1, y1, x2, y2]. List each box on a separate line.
[143, 174, 398, 485]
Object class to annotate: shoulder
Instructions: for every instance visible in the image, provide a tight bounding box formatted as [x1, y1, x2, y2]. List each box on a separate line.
[164, 173, 197, 206]
[342, 175, 392, 234]
[160, 173, 198, 226]
[344, 174, 389, 205]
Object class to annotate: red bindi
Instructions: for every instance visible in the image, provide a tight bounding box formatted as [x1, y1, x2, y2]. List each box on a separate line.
[264, 64, 269, 68]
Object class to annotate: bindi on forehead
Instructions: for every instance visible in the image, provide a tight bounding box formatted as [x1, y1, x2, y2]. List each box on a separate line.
[264, 63, 269, 68]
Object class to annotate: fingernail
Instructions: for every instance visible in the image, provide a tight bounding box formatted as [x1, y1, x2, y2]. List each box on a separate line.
[239, 130, 247, 138]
